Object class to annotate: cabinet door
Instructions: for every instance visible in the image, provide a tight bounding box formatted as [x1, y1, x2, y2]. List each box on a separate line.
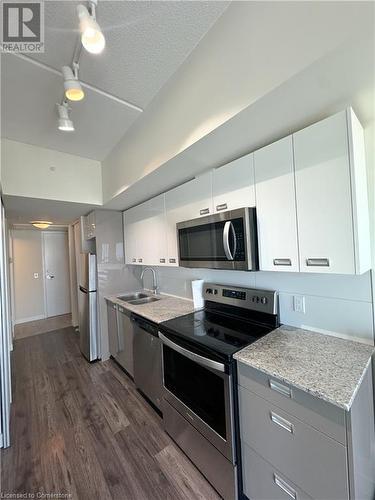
[138, 195, 168, 266]
[165, 171, 213, 265]
[294, 111, 355, 274]
[254, 136, 299, 272]
[213, 154, 255, 212]
[123, 207, 139, 265]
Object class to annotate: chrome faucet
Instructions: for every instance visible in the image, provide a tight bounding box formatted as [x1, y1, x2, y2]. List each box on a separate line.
[140, 267, 159, 295]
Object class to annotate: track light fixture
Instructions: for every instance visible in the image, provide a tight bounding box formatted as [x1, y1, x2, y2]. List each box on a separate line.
[77, 0, 106, 54]
[62, 63, 84, 101]
[56, 102, 74, 132]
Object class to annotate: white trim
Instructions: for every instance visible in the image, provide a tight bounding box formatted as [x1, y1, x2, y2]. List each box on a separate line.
[0, 432, 3, 448]
[41, 232, 48, 318]
[14, 314, 46, 325]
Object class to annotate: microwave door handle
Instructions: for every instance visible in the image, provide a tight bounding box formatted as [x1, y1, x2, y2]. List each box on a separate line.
[223, 221, 236, 261]
[159, 332, 225, 373]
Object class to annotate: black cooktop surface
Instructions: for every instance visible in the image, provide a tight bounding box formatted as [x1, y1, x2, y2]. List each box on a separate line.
[160, 309, 274, 362]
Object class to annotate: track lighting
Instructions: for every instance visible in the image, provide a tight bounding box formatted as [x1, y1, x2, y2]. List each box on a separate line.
[62, 63, 84, 101]
[77, 1, 105, 54]
[56, 102, 74, 132]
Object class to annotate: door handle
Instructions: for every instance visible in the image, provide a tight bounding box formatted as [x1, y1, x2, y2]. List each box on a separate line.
[223, 221, 237, 261]
[274, 474, 297, 499]
[46, 274, 55, 279]
[216, 203, 227, 211]
[306, 258, 329, 267]
[200, 208, 210, 215]
[270, 411, 294, 433]
[273, 258, 292, 266]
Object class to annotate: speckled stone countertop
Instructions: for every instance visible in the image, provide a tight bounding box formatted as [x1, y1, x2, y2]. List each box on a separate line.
[234, 325, 374, 410]
[105, 291, 195, 324]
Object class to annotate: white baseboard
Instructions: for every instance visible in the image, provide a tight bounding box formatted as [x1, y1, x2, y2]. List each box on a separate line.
[14, 314, 46, 325]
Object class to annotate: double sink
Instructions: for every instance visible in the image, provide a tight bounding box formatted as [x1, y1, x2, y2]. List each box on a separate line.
[117, 292, 161, 306]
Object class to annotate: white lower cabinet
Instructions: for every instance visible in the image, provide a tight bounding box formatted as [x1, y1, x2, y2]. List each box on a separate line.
[212, 154, 255, 212]
[254, 136, 299, 272]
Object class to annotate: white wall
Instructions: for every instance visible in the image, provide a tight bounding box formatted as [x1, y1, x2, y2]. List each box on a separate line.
[12, 229, 45, 323]
[102, 1, 374, 203]
[1, 139, 102, 205]
[145, 267, 374, 345]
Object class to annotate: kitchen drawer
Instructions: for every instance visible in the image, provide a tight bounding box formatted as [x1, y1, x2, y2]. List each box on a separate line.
[237, 362, 346, 444]
[242, 443, 313, 500]
[239, 386, 349, 500]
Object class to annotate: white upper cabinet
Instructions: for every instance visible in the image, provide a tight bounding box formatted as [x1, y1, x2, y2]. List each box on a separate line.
[293, 109, 370, 274]
[165, 171, 213, 265]
[213, 154, 255, 212]
[139, 195, 168, 266]
[123, 206, 140, 265]
[254, 136, 299, 272]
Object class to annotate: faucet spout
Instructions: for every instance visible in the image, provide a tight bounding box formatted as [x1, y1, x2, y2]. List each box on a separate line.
[140, 267, 159, 295]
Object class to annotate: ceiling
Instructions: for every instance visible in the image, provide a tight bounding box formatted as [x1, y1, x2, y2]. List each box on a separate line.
[1, 0, 229, 160]
[3, 195, 100, 225]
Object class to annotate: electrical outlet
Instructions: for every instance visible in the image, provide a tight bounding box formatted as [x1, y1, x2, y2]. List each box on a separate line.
[33, 273, 39, 279]
[293, 295, 305, 314]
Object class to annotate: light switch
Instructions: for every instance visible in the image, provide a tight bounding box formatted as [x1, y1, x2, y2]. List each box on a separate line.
[293, 295, 305, 314]
[33, 273, 39, 279]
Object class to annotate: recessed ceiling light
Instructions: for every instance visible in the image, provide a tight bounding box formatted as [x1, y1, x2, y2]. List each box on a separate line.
[30, 221, 53, 229]
[56, 102, 74, 132]
[77, 1, 105, 55]
[62, 64, 84, 101]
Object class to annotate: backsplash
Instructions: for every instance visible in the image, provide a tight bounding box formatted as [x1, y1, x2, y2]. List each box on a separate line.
[138, 266, 375, 344]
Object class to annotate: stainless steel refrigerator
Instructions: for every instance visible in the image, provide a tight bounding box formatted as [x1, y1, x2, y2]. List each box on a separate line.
[78, 253, 98, 361]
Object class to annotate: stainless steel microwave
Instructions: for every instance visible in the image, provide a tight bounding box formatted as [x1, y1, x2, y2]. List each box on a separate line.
[177, 207, 258, 271]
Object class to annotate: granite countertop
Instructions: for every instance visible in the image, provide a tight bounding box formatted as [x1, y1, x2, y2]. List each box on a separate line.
[234, 325, 374, 410]
[105, 291, 195, 324]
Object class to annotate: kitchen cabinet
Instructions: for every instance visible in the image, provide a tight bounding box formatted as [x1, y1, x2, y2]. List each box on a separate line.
[79, 216, 95, 253]
[254, 136, 299, 272]
[106, 299, 118, 358]
[212, 154, 255, 212]
[86, 211, 96, 239]
[293, 109, 370, 274]
[123, 205, 142, 265]
[165, 171, 213, 265]
[238, 361, 375, 500]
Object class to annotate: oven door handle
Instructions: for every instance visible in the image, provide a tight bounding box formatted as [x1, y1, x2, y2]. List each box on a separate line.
[223, 221, 236, 261]
[159, 332, 225, 373]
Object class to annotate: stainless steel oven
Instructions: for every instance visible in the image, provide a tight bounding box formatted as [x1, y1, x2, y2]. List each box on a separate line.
[177, 207, 258, 271]
[159, 332, 237, 500]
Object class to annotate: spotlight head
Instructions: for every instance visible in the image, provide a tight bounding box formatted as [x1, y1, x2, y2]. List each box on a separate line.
[77, 3, 105, 54]
[62, 65, 84, 101]
[56, 102, 74, 132]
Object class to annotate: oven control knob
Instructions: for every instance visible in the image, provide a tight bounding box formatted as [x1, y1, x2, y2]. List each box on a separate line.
[256, 296, 260, 303]
[214, 289, 218, 295]
[206, 288, 213, 294]
[261, 297, 268, 305]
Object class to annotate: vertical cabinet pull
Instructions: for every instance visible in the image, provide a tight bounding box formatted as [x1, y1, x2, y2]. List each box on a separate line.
[200, 208, 210, 215]
[216, 203, 228, 211]
[270, 411, 294, 433]
[274, 474, 297, 499]
[269, 379, 292, 398]
[273, 258, 292, 266]
[306, 258, 329, 267]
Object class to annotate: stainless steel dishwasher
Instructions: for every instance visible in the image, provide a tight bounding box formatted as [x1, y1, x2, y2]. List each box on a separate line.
[106, 299, 118, 359]
[117, 305, 134, 377]
[132, 314, 163, 411]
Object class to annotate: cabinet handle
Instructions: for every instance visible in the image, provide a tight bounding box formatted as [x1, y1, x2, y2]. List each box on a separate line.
[269, 379, 292, 398]
[270, 411, 294, 434]
[200, 208, 210, 215]
[159, 258, 166, 264]
[132, 258, 136, 263]
[138, 258, 143, 263]
[169, 258, 176, 264]
[216, 203, 227, 211]
[273, 258, 292, 266]
[274, 474, 297, 499]
[306, 258, 329, 267]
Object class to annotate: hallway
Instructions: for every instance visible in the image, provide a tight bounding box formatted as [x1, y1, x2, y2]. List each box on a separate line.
[14, 314, 72, 340]
[0, 328, 220, 500]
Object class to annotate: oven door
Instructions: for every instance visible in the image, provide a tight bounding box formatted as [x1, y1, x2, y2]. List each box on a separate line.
[159, 332, 235, 462]
[177, 207, 258, 271]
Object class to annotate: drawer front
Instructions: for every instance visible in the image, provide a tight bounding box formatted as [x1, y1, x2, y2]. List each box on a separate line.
[239, 386, 349, 500]
[242, 443, 312, 500]
[237, 362, 346, 444]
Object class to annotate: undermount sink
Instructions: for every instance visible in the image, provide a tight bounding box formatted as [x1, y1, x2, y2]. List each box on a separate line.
[128, 296, 160, 305]
[117, 292, 149, 302]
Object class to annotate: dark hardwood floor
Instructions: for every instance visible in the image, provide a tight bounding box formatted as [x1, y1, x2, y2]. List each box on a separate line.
[1, 327, 221, 500]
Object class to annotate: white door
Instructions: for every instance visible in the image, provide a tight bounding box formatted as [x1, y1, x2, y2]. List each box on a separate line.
[43, 232, 71, 317]
[254, 136, 300, 272]
[293, 111, 355, 274]
[213, 153, 255, 212]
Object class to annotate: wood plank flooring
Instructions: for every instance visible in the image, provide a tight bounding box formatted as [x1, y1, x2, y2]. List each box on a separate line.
[14, 314, 73, 340]
[1, 327, 221, 500]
